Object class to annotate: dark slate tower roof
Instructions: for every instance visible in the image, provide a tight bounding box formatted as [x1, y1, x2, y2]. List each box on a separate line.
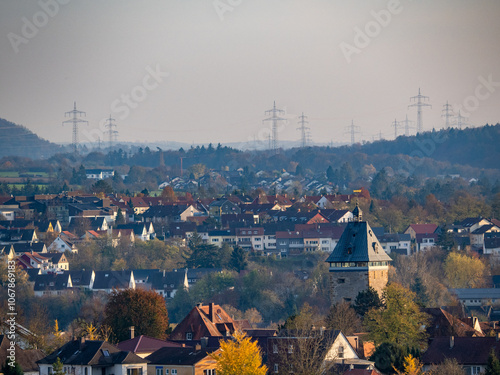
[325, 217, 392, 263]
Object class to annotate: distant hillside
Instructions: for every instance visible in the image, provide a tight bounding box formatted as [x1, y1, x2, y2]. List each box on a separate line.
[0, 118, 63, 159]
[352, 124, 500, 170]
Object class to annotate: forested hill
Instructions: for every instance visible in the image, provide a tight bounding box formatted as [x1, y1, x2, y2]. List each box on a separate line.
[0, 118, 63, 159]
[342, 124, 500, 170]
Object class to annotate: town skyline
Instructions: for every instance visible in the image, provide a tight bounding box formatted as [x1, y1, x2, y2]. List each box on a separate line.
[1, 1, 500, 146]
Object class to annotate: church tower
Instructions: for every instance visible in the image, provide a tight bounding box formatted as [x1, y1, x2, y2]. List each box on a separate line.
[325, 203, 391, 304]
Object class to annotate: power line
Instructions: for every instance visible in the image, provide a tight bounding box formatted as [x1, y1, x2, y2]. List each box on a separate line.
[62, 102, 88, 153]
[297, 112, 310, 148]
[408, 88, 431, 133]
[441, 101, 454, 128]
[263, 101, 286, 153]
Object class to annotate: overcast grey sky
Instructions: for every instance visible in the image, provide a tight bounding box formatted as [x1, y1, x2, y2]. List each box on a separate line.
[1, 0, 500, 146]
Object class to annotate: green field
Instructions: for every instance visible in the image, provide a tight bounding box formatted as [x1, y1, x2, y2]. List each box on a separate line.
[0, 171, 49, 178]
[0, 171, 19, 177]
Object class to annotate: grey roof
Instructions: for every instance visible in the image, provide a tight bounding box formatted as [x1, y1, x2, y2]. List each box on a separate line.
[451, 288, 500, 299]
[64, 270, 94, 287]
[145, 347, 215, 366]
[93, 270, 133, 290]
[33, 273, 71, 292]
[37, 339, 147, 366]
[325, 221, 392, 263]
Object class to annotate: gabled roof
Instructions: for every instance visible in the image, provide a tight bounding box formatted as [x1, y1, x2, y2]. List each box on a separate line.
[33, 273, 72, 291]
[145, 347, 217, 366]
[64, 270, 94, 287]
[12, 242, 47, 254]
[93, 270, 133, 290]
[423, 308, 484, 337]
[472, 224, 500, 234]
[37, 339, 147, 366]
[421, 336, 500, 366]
[459, 217, 489, 228]
[117, 335, 184, 353]
[170, 303, 240, 341]
[406, 224, 438, 234]
[325, 221, 392, 263]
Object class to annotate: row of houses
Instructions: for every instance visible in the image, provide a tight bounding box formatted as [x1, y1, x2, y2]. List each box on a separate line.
[7, 300, 500, 375]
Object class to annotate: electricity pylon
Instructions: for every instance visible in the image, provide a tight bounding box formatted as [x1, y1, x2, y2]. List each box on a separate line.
[454, 110, 470, 129]
[345, 120, 360, 145]
[398, 114, 415, 136]
[441, 101, 454, 128]
[63, 102, 88, 153]
[104, 115, 118, 150]
[409, 88, 431, 133]
[263, 101, 286, 153]
[297, 112, 310, 148]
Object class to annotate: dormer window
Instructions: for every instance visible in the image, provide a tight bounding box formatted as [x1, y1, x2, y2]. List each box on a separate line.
[186, 332, 192, 340]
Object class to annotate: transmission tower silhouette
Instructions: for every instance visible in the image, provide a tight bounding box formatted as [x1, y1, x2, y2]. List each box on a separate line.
[63, 102, 88, 153]
[441, 101, 454, 128]
[408, 88, 431, 133]
[104, 114, 118, 150]
[297, 112, 310, 148]
[397, 114, 415, 137]
[391, 118, 401, 139]
[454, 110, 470, 129]
[345, 120, 361, 145]
[263, 101, 286, 153]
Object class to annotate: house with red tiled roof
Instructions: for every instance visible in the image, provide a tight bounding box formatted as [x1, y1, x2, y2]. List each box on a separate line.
[404, 223, 439, 239]
[169, 303, 241, 343]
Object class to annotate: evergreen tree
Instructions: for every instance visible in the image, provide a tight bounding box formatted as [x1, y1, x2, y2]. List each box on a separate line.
[53, 357, 64, 375]
[353, 287, 382, 317]
[437, 226, 456, 251]
[410, 277, 429, 308]
[485, 350, 500, 375]
[230, 246, 247, 272]
[2, 362, 23, 375]
[115, 208, 125, 225]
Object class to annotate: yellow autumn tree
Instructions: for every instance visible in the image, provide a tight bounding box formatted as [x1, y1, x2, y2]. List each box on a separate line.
[211, 330, 267, 375]
[395, 354, 424, 375]
[444, 252, 486, 288]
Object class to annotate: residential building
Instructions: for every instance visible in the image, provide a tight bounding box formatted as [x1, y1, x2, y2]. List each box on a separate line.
[146, 346, 219, 375]
[37, 338, 147, 375]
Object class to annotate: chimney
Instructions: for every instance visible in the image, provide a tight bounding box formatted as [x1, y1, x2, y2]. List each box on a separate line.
[449, 336, 454, 349]
[209, 303, 215, 322]
[79, 336, 86, 350]
[129, 326, 135, 339]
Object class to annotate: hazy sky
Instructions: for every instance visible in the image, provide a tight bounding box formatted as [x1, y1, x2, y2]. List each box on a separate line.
[1, 0, 500, 147]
